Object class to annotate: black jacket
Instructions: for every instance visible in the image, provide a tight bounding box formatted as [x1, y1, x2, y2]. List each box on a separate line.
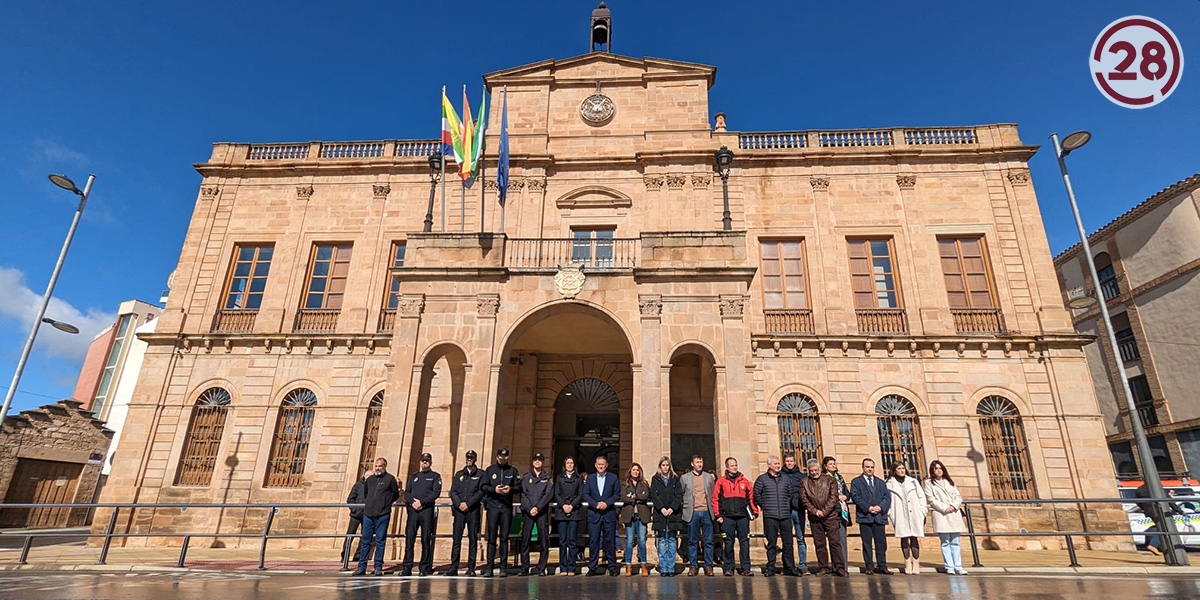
[553, 471, 584, 521]
[449, 466, 485, 512]
[753, 471, 794, 519]
[781, 464, 806, 513]
[483, 463, 522, 510]
[361, 471, 400, 518]
[404, 469, 442, 512]
[347, 478, 367, 519]
[648, 473, 684, 532]
[520, 470, 554, 514]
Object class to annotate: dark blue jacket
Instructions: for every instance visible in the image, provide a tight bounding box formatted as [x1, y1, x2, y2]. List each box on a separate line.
[849, 474, 891, 525]
[781, 465, 806, 514]
[405, 469, 442, 512]
[583, 471, 620, 523]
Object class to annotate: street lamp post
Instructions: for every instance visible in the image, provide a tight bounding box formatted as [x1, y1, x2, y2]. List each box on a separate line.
[424, 151, 443, 233]
[1051, 132, 1187, 566]
[1, 174, 93, 423]
[714, 146, 733, 230]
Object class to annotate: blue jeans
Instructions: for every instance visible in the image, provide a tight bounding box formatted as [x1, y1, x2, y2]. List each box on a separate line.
[790, 509, 808, 568]
[557, 520, 579, 573]
[657, 530, 678, 574]
[687, 511, 714, 569]
[624, 516, 647, 563]
[939, 533, 963, 570]
[357, 513, 390, 571]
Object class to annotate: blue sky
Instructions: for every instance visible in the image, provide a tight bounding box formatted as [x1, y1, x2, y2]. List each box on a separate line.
[1, 1, 1197, 413]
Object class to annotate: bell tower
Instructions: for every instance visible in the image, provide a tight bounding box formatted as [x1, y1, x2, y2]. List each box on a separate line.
[590, 2, 612, 52]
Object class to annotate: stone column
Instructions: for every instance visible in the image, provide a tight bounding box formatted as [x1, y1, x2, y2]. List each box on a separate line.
[461, 294, 500, 464]
[381, 294, 424, 474]
[637, 295, 665, 462]
[719, 295, 752, 461]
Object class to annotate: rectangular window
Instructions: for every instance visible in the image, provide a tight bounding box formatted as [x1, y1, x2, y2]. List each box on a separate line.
[303, 244, 353, 310]
[939, 237, 995, 308]
[571, 228, 615, 268]
[761, 240, 808, 309]
[848, 239, 901, 309]
[222, 245, 274, 310]
[92, 314, 133, 417]
[383, 241, 407, 310]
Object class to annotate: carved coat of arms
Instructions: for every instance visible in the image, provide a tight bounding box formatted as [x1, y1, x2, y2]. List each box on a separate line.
[555, 263, 586, 299]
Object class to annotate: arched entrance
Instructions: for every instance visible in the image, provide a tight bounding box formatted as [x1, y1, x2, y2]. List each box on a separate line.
[668, 345, 719, 473]
[493, 302, 634, 473]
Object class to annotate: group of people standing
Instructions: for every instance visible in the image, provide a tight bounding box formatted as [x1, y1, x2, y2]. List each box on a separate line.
[344, 449, 971, 578]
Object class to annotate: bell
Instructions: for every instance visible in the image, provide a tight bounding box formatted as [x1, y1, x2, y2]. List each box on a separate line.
[592, 21, 610, 46]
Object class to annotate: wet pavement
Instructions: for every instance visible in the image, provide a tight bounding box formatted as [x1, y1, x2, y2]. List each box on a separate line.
[0, 571, 1199, 600]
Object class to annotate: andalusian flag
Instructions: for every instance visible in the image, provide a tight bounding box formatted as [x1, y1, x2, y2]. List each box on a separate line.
[441, 88, 463, 166]
[459, 87, 489, 188]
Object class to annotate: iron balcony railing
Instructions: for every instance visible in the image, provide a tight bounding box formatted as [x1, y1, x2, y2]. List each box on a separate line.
[505, 238, 637, 271]
[1116, 329, 1141, 362]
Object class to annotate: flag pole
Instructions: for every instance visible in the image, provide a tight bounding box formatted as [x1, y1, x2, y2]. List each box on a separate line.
[461, 182, 466, 233]
[480, 160, 486, 233]
[440, 89, 446, 232]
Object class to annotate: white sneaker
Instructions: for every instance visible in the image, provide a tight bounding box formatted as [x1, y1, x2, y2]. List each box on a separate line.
[944, 566, 954, 574]
[955, 568, 969, 575]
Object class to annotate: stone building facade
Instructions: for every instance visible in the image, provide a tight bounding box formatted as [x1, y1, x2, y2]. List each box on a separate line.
[1056, 173, 1200, 479]
[98, 23, 1125, 552]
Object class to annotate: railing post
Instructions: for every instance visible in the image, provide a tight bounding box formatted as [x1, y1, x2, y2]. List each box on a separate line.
[18, 535, 32, 564]
[97, 508, 119, 565]
[258, 506, 277, 570]
[1065, 534, 1080, 567]
[177, 535, 191, 568]
[963, 504, 982, 568]
[342, 533, 352, 571]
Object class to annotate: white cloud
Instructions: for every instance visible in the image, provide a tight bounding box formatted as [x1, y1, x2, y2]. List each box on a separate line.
[31, 137, 88, 166]
[0, 266, 117, 362]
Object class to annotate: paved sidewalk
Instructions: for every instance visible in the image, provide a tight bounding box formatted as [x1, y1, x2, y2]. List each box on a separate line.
[1, 542, 1195, 576]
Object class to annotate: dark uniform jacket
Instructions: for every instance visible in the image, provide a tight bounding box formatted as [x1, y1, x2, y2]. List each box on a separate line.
[520, 470, 554, 514]
[482, 463, 522, 510]
[449, 466, 485, 513]
[361, 471, 401, 518]
[753, 471, 794, 519]
[648, 473, 684, 532]
[553, 471, 584, 521]
[405, 469, 443, 512]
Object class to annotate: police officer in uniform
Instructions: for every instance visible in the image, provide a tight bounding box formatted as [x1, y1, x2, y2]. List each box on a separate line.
[402, 452, 442, 576]
[519, 452, 553, 576]
[482, 447, 521, 577]
[446, 450, 484, 576]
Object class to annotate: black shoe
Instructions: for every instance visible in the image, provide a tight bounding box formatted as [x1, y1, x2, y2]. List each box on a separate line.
[480, 568, 493, 578]
[400, 569, 413, 577]
[786, 568, 803, 577]
[609, 569, 620, 577]
[419, 570, 431, 577]
[587, 568, 605, 577]
[520, 567, 530, 577]
[834, 571, 848, 577]
[875, 567, 893, 575]
[762, 568, 775, 577]
[352, 569, 366, 576]
[444, 570, 458, 577]
[372, 569, 383, 576]
[539, 570, 549, 577]
[465, 569, 477, 577]
[499, 569, 509, 578]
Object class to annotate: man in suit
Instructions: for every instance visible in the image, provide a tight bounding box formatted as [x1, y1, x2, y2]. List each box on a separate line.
[583, 455, 620, 576]
[848, 458, 892, 574]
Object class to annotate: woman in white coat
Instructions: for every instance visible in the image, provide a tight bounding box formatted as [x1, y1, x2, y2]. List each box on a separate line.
[886, 462, 927, 574]
[924, 460, 968, 575]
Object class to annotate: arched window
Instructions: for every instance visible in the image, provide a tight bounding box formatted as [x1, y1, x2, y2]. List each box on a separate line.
[175, 388, 232, 486]
[876, 395, 925, 477]
[265, 388, 318, 487]
[777, 393, 822, 466]
[977, 396, 1036, 499]
[358, 391, 384, 476]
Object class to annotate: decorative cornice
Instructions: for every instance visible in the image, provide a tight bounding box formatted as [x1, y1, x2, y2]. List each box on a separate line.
[510, 178, 526, 190]
[638, 296, 662, 319]
[643, 175, 664, 190]
[809, 177, 830, 191]
[398, 295, 425, 317]
[666, 174, 687, 189]
[372, 184, 391, 198]
[476, 296, 500, 318]
[200, 186, 220, 199]
[483, 179, 500, 191]
[691, 174, 711, 189]
[896, 174, 916, 189]
[1006, 170, 1030, 186]
[527, 178, 546, 192]
[296, 185, 314, 200]
[719, 295, 745, 318]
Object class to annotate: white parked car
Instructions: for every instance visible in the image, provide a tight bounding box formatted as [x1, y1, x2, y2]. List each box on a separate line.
[1120, 486, 1200, 548]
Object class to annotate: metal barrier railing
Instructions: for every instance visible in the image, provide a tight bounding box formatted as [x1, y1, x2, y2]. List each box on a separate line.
[0, 496, 1194, 570]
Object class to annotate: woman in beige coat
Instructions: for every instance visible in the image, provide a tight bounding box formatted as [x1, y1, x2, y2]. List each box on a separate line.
[924, 460, 968, 575]
[886, 462, 927, 574]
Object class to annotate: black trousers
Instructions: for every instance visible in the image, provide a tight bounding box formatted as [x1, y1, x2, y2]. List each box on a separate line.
[341, 515, 362, 564]
[720, 516, 751, 572]
[860, 521, 888, 570]
[402, 507, 437, 572]
[449, 508, 481, 571]
[520, 511, 550, 571]
[486, 505, 514, 571]
[762, 516, 795, 571]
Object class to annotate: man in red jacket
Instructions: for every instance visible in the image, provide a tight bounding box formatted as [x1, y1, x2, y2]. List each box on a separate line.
[713, 457, 757, 576]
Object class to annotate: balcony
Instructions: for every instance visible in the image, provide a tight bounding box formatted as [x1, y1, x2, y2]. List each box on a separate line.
[294, 309, 339, 333]
[764, 309, 815, 335]
[505, 238, 637, 271]
[212, 309, 257, 333]
[951, 308, 1007, 335]
[736, 126, 983, 154]
[378, 308, 397, 333]
[856, 309, 909, 335]
[1136, 403, 1159, 428]
[1116, 329, 1141, 362]
[1100, 277, 1120, 301]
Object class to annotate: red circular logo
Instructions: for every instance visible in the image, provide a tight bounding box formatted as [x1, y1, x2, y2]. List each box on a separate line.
[1090, 16, 1184, 109]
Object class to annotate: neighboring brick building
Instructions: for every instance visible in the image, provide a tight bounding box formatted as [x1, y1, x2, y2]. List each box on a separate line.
[1055, 173, 1200, 480]
[0, 400, 113, 528]
[98, 6, 1123, 551]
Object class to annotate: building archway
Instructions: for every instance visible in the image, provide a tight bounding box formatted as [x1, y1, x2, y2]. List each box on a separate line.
[493, 301, 634, 472]
[410, 344, 467, 477]
[668, 344, 718, 473]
